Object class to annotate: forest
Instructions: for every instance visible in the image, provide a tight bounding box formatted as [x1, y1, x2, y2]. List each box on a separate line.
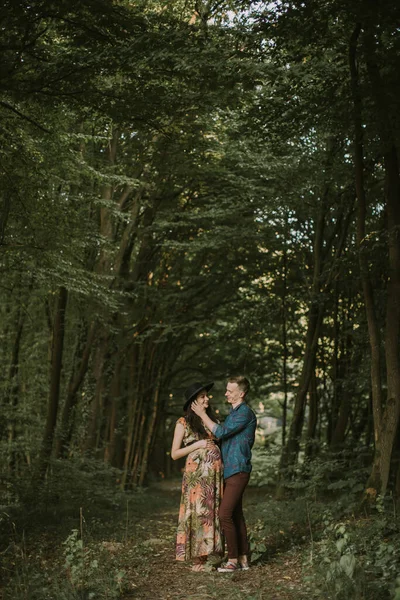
[0, 0, 400, 598]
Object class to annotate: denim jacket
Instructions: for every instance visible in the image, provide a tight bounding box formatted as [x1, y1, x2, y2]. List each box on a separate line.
[212, 402, 257, 480]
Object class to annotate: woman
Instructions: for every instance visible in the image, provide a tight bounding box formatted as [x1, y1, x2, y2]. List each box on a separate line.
[171, 381, 223, 571]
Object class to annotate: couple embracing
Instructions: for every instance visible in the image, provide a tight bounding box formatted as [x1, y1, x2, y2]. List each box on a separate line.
[171, 376, 257, 573]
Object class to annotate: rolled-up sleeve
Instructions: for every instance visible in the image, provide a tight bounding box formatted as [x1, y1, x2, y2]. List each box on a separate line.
[212, 409, 255, 440]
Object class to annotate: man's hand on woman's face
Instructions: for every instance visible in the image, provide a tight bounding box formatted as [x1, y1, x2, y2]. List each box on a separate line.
[191, 400, 206, 416]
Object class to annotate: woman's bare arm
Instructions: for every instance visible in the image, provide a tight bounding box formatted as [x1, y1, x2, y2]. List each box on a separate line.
[170, 421, 212, 460]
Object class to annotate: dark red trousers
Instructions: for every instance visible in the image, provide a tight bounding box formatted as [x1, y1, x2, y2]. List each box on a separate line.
[219, 472, 250, 559]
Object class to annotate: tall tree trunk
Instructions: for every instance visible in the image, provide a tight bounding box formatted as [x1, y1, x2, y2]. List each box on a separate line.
[138, 376, 162, 485]
[0, 192, 11, 244]
[120, 406, 139, 486]
[130, 413, 146, 486]
[280, 302, 323, 470]
[349, 24, 384, 450]
[331, 386, 351, 448]
[120, 345, 145, 488]
[328, 282, 340, 445]
[280, 195, 327, 470]
[6, 305, 26, 473]
[281, 213, 289, 447]
[331, 303, 353, 448]
[366, 143, 400, 494]
[394, 422, 400, 503]
[363, 28, 400, 495]
[103, 354, 124, 464]
[129, 343, 159, 486]
[305, 368, 319, 459]
[35, 286, 68, 482]
[84, 336, 109, 453]
[55, 321, 96, 458]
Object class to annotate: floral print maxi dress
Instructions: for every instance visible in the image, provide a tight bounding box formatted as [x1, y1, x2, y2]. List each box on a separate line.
[175, 417, 224, 561]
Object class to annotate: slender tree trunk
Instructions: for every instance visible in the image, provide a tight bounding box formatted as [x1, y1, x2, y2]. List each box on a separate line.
[84, 336, 109, 453]
[328, 283, 340, 445]
[138, 376, 162, 485]
[331, 305, 353, 448]
[281, 214, 289, 446]
[6, 305, 26, 472]
[56, 321, 96, 458]
[130, 413, 146, 486]
[129, 343, 159, 486]
[367, 144, 400, 494]
[104, 354, 124, 464]
[279, 146, 351, 472]
[394, 422, 400, 503]
[0, 192, 11, 244]
[305, 368, 319, 459]
[331, 389, 351, 448]
[350, 25, 384, 449]
[280, 194, 327, 470]
[35, 286, 68, 482]
[120, 346, 144, 488]
[280, 303, 323, 470]
[365, 391, 373, 449]
[363, 28, 400, 495]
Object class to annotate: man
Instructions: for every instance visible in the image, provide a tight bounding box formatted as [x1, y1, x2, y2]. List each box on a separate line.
[192, 375, 257, 572]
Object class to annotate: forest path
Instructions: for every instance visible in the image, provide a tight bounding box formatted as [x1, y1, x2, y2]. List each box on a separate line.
[125, 479, 307, 600]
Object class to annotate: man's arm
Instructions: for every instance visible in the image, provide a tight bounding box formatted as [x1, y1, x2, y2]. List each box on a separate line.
[212, 407, 255, 440]
[191, 402, 218, 434]
[192, 402, 255, 440]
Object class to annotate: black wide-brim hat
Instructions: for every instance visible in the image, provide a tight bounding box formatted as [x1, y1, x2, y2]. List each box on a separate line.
[183, 381, 214, 411]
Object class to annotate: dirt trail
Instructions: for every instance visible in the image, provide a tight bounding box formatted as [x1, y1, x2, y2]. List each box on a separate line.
[125, 480, 307, 600]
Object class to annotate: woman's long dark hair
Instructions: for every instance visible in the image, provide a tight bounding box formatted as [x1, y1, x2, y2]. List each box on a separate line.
[184, 400, 217, 439]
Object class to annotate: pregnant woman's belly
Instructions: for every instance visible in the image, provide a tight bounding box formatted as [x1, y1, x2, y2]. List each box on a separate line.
[186, 444, 222, 472]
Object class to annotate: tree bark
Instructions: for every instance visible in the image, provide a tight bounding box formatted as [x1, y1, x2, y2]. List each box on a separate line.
[84, 336, 109, 453]
[103, 353, 124, 464]
[281, 213, 289, 447]
[138, 376, 162, 485]
[280, 301, 323, 470]
[280, 193, 327, 470]
[305, 368, 319, 459]
[35, 286, 68, 482]
[55, 321, 97, 458]
[363, 27, 400, 495]
[0, 192, 11, 245]
[6, 304, 26, 472]
[331, 300, 353, 448]
[349, 24, 384, 449]
[366, 143, 400, 494]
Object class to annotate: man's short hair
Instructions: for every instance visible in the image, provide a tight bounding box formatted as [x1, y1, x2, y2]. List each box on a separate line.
[228, 375, 250, 397]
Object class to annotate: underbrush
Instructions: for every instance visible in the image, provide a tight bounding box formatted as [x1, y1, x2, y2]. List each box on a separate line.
[247, 444, 400, 600]
[306, 501, 400, 600]
[0, 459, 174, 599]
[0, 528, 156, 600]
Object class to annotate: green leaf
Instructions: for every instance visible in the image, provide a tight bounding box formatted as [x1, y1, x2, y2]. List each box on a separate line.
[339, 554, 356, 578]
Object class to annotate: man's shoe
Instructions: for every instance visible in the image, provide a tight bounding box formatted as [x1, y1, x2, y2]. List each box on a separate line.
[239, 562, 250, 571]
[217, 561, 240, 572]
